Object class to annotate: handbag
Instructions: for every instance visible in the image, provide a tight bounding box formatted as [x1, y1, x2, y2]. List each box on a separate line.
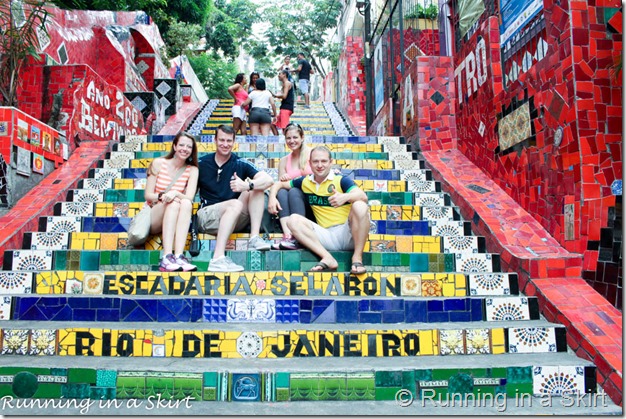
[189, 213, 201, 257]
[127, 165, 187, 247]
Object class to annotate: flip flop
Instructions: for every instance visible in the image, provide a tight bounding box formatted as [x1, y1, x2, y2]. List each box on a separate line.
[350, 262, 367, 275]
[308, 262, 337, 272]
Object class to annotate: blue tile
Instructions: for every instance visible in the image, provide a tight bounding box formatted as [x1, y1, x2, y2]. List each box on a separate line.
[16, 305, 45, 321]
[358, 300, 370, 311]
[359, 312, 382, 323]
[382, 311, 406, 324]
[449, 311, 472, 322]
[312, 301, 336, 323]
[427, 300, 444, 312]
[73, 309, 97, 321]
[336, 301, 358, 323]
[426, 312, 450, 323]
[96, 309, 120, 322]
[470, 299, 483, 321]
[443, 298, 466, 312]
[405, 301, 427, 323]
[370, 299, 392, 311]
[231, 373, 261, 402]
[299, 311, 311, 323]
[190, 300, 204, 322]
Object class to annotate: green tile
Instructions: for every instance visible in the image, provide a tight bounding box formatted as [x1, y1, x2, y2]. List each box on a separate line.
[362, 253, 372, 265]
[490, 368, 507, 378]
[275, 372, 289, 388]
[282, 251, 301, 271]
[146, 377, 174, 398]
[459, 368, 487, 378]
[265, 251, 282, 271]
[228, 251, 247, 269]
[99, 252, 111, 265]
[61, 383, 90, 399]
[249, 250, 263, 271]
[80, 251, 101, 270]
[447, 373, 473, 394]
[444, 253, 455, 271]
[119, 251, 131, 265]
[414, 369, 432, 381]
[203, 372, 217, 387]
[174, 377, 202, 400]
[0, 367, 51, 375]
[54, 251, 67, 270]
[375, 386, 401, 401]
[299, 250, 319, 262]
[506, 383, 533, 399]
[203, 387, 217, 401]
[110, 251, 119, 265]
[410, 254, 429, 272]
[317, 375, 346, 401]
[90, 386, 116, 400]
[402, 370, 416, 393]
[431, 368, 459, 380]
[375, 371, 403, 387]
[33, 383, 63, 399]
[506, 366, 532, 383]
[96, 370, 117, 387]
[150, 251, 161, 264]
[345, 375, 375, 401]
[276, 388, 290, 401]
[116, 376, 145, 399]
[68, 368, 97, 384]
[418, 387, 448, 400]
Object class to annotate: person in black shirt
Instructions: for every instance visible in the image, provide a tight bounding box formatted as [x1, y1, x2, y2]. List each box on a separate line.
[197, 125, 274, 271]
[292, 52, 313, 108]
[273, 70, 295, 132]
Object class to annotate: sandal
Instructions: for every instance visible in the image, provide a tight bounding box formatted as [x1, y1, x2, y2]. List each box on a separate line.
[308, 262, 337, 272]
[350, 261, 367, 275]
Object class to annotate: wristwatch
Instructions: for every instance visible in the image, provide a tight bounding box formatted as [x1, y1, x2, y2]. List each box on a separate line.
[248, 181, 254, 191]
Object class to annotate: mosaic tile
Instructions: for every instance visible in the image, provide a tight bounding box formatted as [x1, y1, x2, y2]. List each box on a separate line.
[70, 189, 105, 204]
[414, 192, 448, 207]
[29, 232, 70, 250]
[400, 274, 421, 296]
[28, 329, 57, 355]
[57, 202, 94, 217]
[231, 373, 261, 402]
[64, 278, 83, 294]
[236, 332, 263, 358]
[226, 299, 276, 322]
[532, 366, 586, 396]
[421, 206, 455, 221]
[103, 152, 135, 169]
[81, 178, 113, 190]
[0, 296, 12, 320]
[498, 102, 531, 151]
[92, 168, 123, 180]
[0, 272, 33, 294]
[443, 236, 479, 254]
[44, 216, 82, 234]
[468, 273, 512, 296]
[1, 329, 29, 355]
[455, 254, 495, 273]
[465, 329, 491, 355]
[439, 330, 465, 355]
[12, 250, 53, 271]
[485, 297, 531, 321]
[82, 273, 104, 295]
[430, 220, 467, 237]
[508, 327, 557, 354]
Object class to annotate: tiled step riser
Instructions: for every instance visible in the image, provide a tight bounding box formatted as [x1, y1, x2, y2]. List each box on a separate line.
[0, 325, 565, 358]
[124, 135, 406, 146]
[5, 249, 500, 274]
[24, 231, 484, 255]
[101, 179, 441, 194]
[9, 295, 540, 324]
[86, 168, 433, 183]
[6, 271, 520, 298]
[114, 143, 408, 153]
[0, 365, 596, 402]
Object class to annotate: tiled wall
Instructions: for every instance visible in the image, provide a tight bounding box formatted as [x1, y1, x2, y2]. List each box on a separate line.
[336, 37, 366, 120]
[369, 56, 457, 151]
[0, 365, 595, 403]
[453, 3, 622, 307]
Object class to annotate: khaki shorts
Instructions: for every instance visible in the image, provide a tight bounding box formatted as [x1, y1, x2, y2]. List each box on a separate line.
[197, 203, 250, 235]
[312, 220, 354, 251]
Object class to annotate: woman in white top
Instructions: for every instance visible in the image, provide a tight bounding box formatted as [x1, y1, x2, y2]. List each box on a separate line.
[241, 78, 276, 136]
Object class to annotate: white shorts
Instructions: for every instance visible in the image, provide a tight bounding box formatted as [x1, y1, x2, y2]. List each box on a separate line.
[312, 220, 354, 251]
[299, 79, 310, 94]
[232, 105, 247, 121]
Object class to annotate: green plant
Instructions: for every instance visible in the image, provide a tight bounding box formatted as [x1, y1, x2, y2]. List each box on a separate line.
[404, 4, 438, 19]
[0, 0, 50, 107]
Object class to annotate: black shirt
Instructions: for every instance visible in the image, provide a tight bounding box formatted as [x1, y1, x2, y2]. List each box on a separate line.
[198, 152, 259, 206]
[298, 59, 311, 80]
[280, 83, 295, 111]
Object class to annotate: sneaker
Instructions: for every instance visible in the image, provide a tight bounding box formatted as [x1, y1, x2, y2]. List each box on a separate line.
[248, 235, 271, 251]
[175, 254, 197, 272]
[279, 237, 301, 250]
[208, 256, 244, 272]
[159, 254, 183, 272]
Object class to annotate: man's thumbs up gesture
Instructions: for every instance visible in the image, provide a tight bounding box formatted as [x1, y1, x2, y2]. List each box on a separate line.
[328, 187, 347, 207]
[230, 173, 247, 193]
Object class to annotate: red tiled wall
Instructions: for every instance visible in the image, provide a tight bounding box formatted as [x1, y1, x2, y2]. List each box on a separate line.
[453, 4, 622, 308]
[336, 37, 367, 120]
[368, 56, 457, 152]
[40, 65, 146, 150]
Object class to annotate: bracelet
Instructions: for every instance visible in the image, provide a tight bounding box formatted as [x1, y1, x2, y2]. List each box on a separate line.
[158, 192, 163, 200]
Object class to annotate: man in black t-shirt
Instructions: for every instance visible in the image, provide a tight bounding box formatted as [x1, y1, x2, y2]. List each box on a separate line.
[292, 52, 313, 108]
[197, 125, 274, 271]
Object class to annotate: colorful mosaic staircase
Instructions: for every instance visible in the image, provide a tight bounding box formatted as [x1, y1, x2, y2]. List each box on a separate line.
[0, 101, 619, 414]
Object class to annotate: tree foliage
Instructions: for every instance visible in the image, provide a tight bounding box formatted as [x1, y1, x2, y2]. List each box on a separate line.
[165, 21, 203, 58]
[187, 53, 238, 99]
[257, 0, 342, 78]
[0, 0, 50, 107]
[204, 0, 259, 59]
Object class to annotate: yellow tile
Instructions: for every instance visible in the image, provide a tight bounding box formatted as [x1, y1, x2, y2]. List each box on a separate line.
[491, 328, 506, 354]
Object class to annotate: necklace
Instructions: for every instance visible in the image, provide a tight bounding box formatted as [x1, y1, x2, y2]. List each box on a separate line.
[217, 168, 223, 182]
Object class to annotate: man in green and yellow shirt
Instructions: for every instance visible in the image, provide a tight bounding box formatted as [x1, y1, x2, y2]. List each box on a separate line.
[268, 146, 370, 274]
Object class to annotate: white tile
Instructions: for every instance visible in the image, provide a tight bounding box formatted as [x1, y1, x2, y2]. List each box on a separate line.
[456, 253, 495, 273]
[485, 297, 531, 321]
[12, 250, 53, 271]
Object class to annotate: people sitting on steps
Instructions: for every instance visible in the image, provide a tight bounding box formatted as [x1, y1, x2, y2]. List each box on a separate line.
[267, 123, 312, 250]
[268, 145, 369, 274]
[197, 124, 274, 272]
[143, 132, 199, 272]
